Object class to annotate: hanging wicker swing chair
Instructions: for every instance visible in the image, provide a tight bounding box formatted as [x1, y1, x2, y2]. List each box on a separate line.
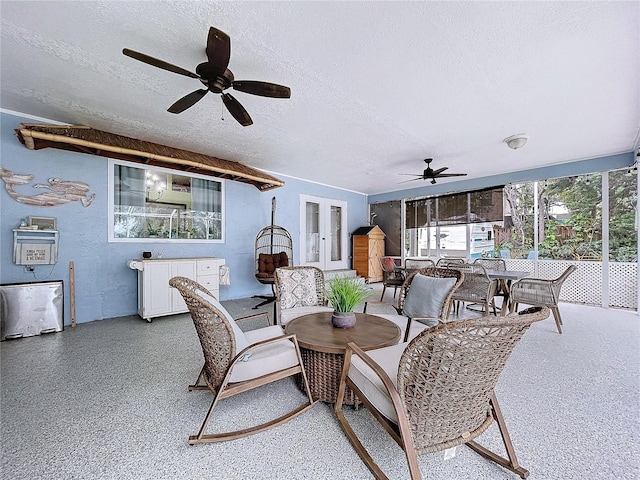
[252, 197, 293, 309]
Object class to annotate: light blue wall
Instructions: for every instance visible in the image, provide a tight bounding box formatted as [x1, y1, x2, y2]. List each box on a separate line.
[0, 112, 367, 325]
[369, 152, 635, 203]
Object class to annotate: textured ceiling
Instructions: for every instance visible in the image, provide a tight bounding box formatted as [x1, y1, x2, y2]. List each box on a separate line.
[1, 1, 638, 195]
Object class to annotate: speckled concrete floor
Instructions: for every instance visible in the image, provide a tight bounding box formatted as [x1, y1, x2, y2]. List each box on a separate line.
[1, 286, 638, 480]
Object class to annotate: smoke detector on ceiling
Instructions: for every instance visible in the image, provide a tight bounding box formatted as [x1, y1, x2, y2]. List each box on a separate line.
[504, 134, 529, 150]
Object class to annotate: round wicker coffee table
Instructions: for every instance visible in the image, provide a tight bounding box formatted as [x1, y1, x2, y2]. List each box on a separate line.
[284, 312, 401, 405]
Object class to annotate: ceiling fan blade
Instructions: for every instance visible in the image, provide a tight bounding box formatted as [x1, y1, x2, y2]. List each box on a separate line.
[205, 27, 231, 77]
[222, 93, 253, 126]
[122, 48, 199, 79]
[436, 173, 468, 178]
[167, 89, 208, 114]
[398, 177, 425, 184]
[232, 81, 291, 98]
[432, 167, 449, 176]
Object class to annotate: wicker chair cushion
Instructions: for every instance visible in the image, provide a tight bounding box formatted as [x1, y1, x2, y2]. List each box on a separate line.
[280, 305, 334, 326]
[402, 274, 457, 319]
[229, 325, 299, 383]
[257, 252, 289, 278]
[348, 342, 408, 422]
[381, 257, 397, 272]
[198, 290, 249, 356]
[277, 268, 322, 309]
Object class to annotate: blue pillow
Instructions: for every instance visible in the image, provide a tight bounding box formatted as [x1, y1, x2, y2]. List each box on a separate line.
[402, 273, 457, 319]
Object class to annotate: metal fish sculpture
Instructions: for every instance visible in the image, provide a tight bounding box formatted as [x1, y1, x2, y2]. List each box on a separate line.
[0, 166, 95, 207]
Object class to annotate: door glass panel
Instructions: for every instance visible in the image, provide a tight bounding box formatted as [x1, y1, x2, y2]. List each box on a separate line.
[330, 205, 342, 261]
[305, 201, 320, 263]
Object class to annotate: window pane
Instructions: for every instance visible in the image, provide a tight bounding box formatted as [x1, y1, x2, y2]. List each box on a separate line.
[609, 169, 637, 262]
[469, 188, 503, 223]
[539, 174, 602, 260]
[437, 193, 468, 225]
[330, 205, 342, 261]
[305, 201, 320, 263]
[112, 162, 223, 241]
[502, 183, 535, 259]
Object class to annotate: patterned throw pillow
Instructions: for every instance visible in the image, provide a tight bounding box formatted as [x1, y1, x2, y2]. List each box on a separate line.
[278, 268, 321, 309]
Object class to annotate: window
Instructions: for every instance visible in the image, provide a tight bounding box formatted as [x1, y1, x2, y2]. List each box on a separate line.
[109, 160, 224, 242]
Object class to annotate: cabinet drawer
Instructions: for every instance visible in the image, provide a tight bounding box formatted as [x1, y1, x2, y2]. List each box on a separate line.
[197, 260, 221, 276]
[197, 274, 219, 294]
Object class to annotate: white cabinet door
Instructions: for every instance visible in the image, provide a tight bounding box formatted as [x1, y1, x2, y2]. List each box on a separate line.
[142, 261, 172, 318]
[170, 261, 197, 313]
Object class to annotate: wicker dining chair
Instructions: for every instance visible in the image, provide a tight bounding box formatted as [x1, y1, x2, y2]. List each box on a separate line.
[334, 306, 551, 480]
[509, 265, 577, 334]
[473, 257, 507, 312]
[364, 267, 463, 342]
[450, 263, 500, 315]
[273, 266, 333, 326]
[169, 276, 317, 444]
[380, 257, 405, 301]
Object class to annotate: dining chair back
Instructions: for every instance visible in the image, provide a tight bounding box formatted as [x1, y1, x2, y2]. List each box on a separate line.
[404, 258, 436, 273]
[451, 263, 500, 315]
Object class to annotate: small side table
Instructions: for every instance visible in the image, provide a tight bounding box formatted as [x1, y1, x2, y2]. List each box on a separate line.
[285, 312, 400, 405]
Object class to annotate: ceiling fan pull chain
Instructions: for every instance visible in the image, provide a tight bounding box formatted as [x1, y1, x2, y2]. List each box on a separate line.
[220, 99, 225, 121]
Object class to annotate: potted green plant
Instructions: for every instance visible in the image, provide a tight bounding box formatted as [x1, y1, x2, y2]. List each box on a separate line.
[325, 276, 372, 328]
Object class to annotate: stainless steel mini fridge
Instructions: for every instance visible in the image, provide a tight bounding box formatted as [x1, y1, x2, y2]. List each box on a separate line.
[0, 281, 64, 341]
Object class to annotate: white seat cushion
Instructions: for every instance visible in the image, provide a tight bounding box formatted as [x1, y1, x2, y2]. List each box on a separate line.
[348, 342, 408, 423]
[373, 313, 430, 342]
[229, 325, 300, 383]
[280, 305, 334, 326]
[197, 290, 249, 355]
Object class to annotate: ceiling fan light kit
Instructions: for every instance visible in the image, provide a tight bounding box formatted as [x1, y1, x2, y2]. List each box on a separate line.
[504, 134, 529, 150]
[123, 26, 290, 126]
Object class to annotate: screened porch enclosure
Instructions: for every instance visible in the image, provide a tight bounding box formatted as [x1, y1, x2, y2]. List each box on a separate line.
[369, 168, 638, 310]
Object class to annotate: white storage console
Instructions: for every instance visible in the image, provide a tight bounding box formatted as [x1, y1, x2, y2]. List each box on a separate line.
[128, 257, 225, 322]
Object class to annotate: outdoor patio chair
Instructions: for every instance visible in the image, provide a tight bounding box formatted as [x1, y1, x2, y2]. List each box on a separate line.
[274, 266, 333, 326]
[380, 256, 405, 301]
[474, 257, 507, 312]
[451, 263, 500, 315]
[364, 267, 463, 342]
[334, 306, 551, 480]
[169, 276, 317, 444]
[509, 265, 577, 334]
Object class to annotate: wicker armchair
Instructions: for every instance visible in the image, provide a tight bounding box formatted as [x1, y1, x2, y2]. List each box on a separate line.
[335, 306, 551, 480]
[509, 265, 577, 334]
[274, 266, 333, 326]
[169, 276, 317, 444]
[451, 263, 500, 315]
[365, 267, 463, 342]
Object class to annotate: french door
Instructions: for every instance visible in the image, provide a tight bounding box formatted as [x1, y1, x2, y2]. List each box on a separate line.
[299, 195, 348, 270]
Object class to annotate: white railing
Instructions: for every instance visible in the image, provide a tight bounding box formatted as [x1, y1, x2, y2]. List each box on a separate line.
[504, 259, 637, 310]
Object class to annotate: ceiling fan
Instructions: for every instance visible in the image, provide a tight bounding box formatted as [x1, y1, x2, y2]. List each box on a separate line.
[122, 26, 290, 126]
[400, 158, 468, 184]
